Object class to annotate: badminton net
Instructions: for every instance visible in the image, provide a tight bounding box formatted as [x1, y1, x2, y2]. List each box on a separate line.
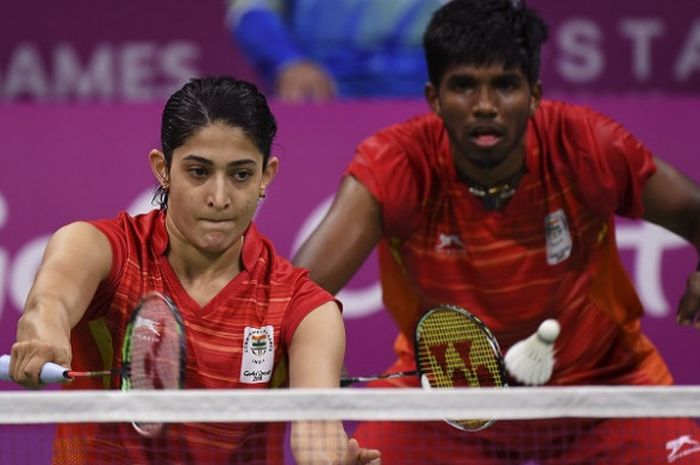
[1, 386, 699, 465]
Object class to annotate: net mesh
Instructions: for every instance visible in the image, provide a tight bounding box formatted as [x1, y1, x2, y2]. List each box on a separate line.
[0, 386, 699, 465]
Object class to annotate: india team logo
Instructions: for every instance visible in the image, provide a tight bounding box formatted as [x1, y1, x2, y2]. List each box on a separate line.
[250, 333, 269, 356]
[545, 209, 572, 265]
[240, 325, 274, 384]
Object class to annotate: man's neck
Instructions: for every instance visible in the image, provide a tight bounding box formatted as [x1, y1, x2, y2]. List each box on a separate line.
[455, 148, 525, 187]
[455, 149, 526, 211]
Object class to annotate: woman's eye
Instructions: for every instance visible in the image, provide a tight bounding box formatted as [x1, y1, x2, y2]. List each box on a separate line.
[233, 171, 252, 182]
[189, 167, 207, 177]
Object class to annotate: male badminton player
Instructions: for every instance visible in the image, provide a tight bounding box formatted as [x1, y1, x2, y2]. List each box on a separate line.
[293, 1, 700, 463]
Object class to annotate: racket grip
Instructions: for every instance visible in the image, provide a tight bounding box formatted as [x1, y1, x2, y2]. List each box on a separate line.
[0, 355, 10, 381]
[39, 363, 70, 384]
[0, 354, 69, 384]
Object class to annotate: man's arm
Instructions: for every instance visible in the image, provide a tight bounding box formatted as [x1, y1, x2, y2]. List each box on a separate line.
[227, 0, 336, 102]
[228, 0, 302, 76]
[10, 221, 112, 387]
[293, 176, 384, 294]
[642, 156, 700, 327]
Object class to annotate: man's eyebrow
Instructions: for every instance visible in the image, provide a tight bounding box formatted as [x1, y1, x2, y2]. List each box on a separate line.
[497, 71, 525, 81]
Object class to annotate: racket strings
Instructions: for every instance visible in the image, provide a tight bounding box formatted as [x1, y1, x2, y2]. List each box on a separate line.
[123, 294, 186, 437]
[124, 295, 184, 392]
[415, 307, 505, 432]
[417, 311, 503, 389]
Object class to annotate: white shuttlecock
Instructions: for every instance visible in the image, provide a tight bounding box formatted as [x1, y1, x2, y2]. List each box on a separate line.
[504, 319, 560, 386]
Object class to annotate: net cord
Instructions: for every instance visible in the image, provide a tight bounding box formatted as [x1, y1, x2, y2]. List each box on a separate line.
[0, 386, 699, 424]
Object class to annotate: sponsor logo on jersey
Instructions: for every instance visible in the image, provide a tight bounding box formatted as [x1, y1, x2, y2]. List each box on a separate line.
[667, 435, 700, 463]
[435, 233, 465, 253]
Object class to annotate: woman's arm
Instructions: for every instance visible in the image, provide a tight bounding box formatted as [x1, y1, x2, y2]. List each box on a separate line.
[288, 301, 381, 464]
[10, 221, 112, 387]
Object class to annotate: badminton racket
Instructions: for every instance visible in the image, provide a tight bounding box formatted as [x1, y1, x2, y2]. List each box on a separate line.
[341, 304, 506, 431]
[0, 291, 186, 436]
[0, 355, 120, 383]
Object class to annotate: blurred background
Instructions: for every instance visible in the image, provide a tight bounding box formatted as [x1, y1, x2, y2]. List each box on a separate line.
[1, 0, 699, 393]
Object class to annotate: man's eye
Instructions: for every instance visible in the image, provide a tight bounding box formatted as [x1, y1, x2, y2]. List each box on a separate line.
[452, 80, 473, 92]
[496, 79, 519, 92]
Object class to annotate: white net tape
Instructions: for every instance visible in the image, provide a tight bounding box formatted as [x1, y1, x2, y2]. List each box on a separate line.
[1, 386, 699, 424]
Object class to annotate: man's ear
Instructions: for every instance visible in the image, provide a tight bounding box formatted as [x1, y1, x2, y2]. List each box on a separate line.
[425, 82, 441, 115]
[148, 149, 169, 188]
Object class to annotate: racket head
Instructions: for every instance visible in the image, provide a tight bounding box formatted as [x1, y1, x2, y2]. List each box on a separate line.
[414, 304, 506, 431]
[121, 292, 186, 436]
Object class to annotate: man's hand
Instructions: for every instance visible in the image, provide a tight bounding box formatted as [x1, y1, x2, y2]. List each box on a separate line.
[677, 266, 700, 329]
[276, 61, 337, 103]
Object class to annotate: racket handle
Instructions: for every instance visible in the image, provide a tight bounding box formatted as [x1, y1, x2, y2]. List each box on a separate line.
[0, 354, 69, 384]
[39, 363, 70, 383]
[0, 355, 10, 381]
[340, 370, 418, 387]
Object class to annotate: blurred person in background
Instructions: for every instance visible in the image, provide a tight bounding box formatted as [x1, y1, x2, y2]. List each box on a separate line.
[227, 0, 447, 102]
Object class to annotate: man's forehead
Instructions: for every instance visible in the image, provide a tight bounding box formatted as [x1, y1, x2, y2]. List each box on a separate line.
[443, 62, 526, 78]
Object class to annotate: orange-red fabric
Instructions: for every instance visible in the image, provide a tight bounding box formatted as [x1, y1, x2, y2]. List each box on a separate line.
[347, 100, 666, 386]
[353, 416, 700, 465]
[53, 209, 335, 465]
[346, 101, 700, 464]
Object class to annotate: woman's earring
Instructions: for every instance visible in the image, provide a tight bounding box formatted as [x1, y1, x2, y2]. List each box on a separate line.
[259, 187, 267, 199]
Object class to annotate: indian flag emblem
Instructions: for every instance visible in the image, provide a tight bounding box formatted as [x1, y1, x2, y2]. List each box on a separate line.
[241, 325, 275, 384]
[250, 333, 269, 356]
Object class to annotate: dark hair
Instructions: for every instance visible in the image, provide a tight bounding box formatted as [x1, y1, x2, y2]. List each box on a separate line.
[154, 76, 277, 208]
[423, 0, 549, 87]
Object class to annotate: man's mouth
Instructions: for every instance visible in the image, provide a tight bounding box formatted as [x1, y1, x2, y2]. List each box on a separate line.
[469, 127, 504, 148]
[472, 134, 501, 147]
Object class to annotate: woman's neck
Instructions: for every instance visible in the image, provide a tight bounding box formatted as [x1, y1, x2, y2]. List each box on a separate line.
[165, 220, 243, 285]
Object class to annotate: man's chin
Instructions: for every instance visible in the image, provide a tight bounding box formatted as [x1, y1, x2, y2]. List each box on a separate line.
[468, 154, 507, 169]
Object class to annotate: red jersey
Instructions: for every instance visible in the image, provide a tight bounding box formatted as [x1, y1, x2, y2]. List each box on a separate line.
[347, 100, 669, 387]
[53, 209, 335, 464]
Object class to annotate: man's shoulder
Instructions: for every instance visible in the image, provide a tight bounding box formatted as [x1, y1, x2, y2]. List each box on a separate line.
[357, 112, 444, 163]
[535, 99, 613, 127]
[246, 224, 311, 286]
[365, 112, 440, 140]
